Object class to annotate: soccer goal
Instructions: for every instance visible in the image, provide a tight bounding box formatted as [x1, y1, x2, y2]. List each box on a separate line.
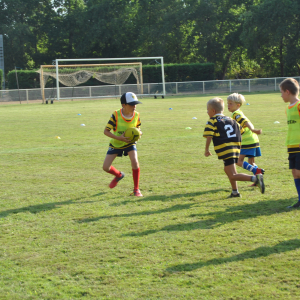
[39, 57, 165, 102]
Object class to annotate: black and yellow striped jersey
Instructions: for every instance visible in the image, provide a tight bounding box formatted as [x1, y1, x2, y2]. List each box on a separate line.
[232, 110, 259, 149]
[203, 114, 243, 160]
[106, 110, 141, 132]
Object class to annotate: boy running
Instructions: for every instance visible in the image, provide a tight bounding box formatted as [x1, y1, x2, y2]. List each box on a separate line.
[203, 97, 265, 197]
[227, 93, 264, 183]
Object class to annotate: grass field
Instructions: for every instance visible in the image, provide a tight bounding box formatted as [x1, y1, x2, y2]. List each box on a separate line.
[0, 93, 300, 300]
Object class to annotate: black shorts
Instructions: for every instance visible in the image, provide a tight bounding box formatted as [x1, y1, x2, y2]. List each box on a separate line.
[223, 158, 238, 166]
[288, 152, 300, 170]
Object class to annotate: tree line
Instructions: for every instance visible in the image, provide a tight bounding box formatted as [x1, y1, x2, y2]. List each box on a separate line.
[0, 0, 299, 80]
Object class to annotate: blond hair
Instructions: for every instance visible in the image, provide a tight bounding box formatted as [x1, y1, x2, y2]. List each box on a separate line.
[207, 97, 224, 113]
[279, 78, 300, 95]
[227, 93, 246, 106]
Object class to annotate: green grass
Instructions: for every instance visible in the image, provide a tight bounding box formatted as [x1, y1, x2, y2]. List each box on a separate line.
[0, 93, 300, 299]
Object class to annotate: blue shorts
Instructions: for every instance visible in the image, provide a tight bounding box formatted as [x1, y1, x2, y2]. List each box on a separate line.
[289, 152, 300, 170]
[106, 144, 137, 157]
[240, 147, 262, 157]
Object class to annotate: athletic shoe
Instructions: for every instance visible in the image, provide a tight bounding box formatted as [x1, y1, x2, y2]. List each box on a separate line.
[131, 189, 143, 196]
[109, 172, 124, 189]
[288, 201, 300, 208]
[256, 174, 265, 194]
[228, 192, 241, 198]
[255, 168, 265, 175]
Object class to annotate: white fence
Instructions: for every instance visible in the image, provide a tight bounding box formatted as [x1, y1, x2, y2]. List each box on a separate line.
[0, 77, 299, 103]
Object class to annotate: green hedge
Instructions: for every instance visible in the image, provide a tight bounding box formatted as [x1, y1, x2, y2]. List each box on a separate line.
[144, 63, 215, 83]
[7, 70, 40, 89]
[7, 63, 215, 89]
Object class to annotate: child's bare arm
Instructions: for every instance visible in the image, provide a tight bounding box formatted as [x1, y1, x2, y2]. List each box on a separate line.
[245, 121, 262, 135]
[204, 136, 213, 157]
[137, 127, 142, 139]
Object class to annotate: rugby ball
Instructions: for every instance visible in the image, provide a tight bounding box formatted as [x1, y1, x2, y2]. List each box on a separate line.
[124, 127, 141, 143]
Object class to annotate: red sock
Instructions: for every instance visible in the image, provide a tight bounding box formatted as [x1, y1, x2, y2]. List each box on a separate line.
[132, 168, 140, 190]
[108, 166, 121, 177]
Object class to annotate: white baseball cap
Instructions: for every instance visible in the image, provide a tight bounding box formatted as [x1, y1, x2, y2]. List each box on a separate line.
[120, 92, 142, 105]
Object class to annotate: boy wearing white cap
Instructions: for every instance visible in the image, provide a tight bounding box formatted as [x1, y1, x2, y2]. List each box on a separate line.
[103, 92, 143, 196]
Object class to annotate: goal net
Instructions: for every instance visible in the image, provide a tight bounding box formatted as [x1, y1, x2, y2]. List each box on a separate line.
[38, 57, 165, 102]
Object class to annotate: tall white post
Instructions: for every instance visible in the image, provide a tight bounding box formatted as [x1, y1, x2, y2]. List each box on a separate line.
[161, 56, 166, 96]
[55, 60, 60, 101]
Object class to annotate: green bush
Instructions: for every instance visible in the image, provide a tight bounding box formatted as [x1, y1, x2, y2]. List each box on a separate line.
[7, 70, 40, 89]
[142, 63, 214, 83]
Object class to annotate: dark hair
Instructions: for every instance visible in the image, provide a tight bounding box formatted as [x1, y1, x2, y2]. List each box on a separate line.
[279, 78, 300, 95]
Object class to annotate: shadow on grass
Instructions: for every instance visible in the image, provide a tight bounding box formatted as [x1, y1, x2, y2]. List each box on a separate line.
[78, 203, 196, 223]
[165, 239, 300, 273]
[0, 192, 106, 218]
[110, 189, 225, 207]
[123, 198, 295, 236]
[78, 189, 225, 223]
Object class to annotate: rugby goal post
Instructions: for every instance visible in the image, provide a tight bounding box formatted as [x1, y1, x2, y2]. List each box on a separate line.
[40, 57, 165, 102]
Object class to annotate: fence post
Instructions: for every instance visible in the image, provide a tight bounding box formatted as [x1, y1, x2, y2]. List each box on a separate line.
[275, 78, 276, 91]
[230, 80, 231, 93]
[203, 81, 205, 94]
[176, 82, 178, 94]
[249, 79, 251, 93]
[26, 89, 28, 104]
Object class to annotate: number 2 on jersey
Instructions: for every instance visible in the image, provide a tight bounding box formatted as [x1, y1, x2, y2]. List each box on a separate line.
[224, 125, 237, 138]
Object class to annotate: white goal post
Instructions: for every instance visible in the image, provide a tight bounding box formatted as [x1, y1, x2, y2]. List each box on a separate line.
[45, 57, 165, 102]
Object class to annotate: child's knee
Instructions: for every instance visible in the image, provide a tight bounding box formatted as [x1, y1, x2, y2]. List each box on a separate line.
[131, 160, 139, 169]
[237, 160, 243, 167]
[292, 169, 300, 179]
[226, 173, 235, 180]
[103, 164, 110, 172]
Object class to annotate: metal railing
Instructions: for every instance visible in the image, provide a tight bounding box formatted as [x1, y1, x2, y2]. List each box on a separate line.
[1, 76, 298, 103]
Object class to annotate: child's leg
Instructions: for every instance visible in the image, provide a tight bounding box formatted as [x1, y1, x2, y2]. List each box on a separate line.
[224, 163, 253, 186]
[237, 154, 245, 168]
[103, 154, 119, 174]
[103, 154, 124, 188]
[128, 150, 142, 196]
[292, 169, 300, 202]
[224, 163, 265, 194]
[288, 153, 300, 208]
[248, 157, 255, 165]
[241, 156, 265, 175]
[238, 154, 257, 174]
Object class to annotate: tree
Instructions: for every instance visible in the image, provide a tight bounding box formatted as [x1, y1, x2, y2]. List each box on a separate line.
[74, 0, 139, 58]
[184, 0, 255, 79]
[241, 0, 300, 77]
[0, 0, 61, 71]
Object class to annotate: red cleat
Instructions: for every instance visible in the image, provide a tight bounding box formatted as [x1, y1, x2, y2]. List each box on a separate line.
[255, 168, 265, 175]
[131, 189, 143, 196]
[109, 172, 124, 188]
